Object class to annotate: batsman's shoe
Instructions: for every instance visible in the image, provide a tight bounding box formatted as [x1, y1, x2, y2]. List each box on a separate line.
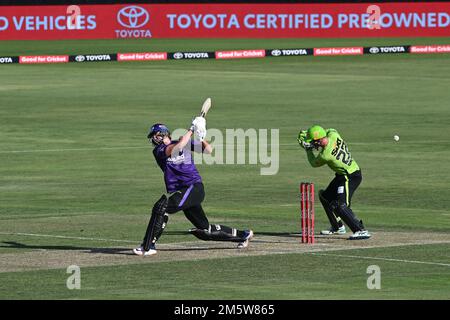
[321, 225, 346, 235]
[237, 230, 254, 249]
[348, 230, 371, 240]
[133, 245, 157, 256]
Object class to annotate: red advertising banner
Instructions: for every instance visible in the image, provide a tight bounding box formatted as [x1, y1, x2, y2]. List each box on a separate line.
[216, 49, 266, 59]
[410, 44, 450, 53]
[0, 3, 450, 40]
[117, 52, 167, 61]
[314, 47, 363, 56]
[19, 55, 69, 63]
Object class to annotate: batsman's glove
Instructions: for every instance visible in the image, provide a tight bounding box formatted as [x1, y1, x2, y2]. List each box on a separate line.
[195, 127, 207, 142]
[297, 130, 313, 150]
[190, 116, 205, 131]
[191, 117, 207, 142]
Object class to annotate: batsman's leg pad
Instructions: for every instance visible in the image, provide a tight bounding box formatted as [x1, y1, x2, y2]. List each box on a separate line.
[331, 200, 364, 233]
[189, 225, 244, 242]
[154, 213, 169, 241]
[143, 195, 168, 250]
[319, 190, 343, 230]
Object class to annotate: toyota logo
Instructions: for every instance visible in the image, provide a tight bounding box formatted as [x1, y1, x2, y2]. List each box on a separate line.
[75, 55, 85, 62]
[369, 47, 380, 54]
[117, 6, 150, 29]
[271, 50, 282, 57]
[173, 52, 184, 60]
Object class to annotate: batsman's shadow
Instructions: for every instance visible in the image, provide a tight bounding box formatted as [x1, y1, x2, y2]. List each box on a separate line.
[0, 240, 238, 255]
[254, 232, 300, 238]
[158, 247, 236, 252]
[250, 232, 349, 241]
[163, 230, 191, 236]
[0, 241, 133, 256]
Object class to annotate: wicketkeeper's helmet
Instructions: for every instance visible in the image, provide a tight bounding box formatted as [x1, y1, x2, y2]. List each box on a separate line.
[147, 123, 170, 145]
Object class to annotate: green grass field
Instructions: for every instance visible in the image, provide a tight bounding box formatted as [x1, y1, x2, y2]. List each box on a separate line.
[0, 38, 449, 300]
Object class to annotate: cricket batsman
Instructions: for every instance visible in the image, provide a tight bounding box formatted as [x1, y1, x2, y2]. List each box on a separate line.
[133, 117, 253, 256]
[297, 125, 371, 240]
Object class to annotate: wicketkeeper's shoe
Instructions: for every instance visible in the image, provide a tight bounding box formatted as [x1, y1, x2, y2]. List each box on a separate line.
[133, 245, 157, 256]
[320, 225, 346, 235]
[348, 230, 371, 240]
[237, 230, 254, 249]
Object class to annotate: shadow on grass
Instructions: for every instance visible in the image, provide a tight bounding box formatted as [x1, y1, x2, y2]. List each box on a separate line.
[254, 232, 300, 237]
[163, 231, 191, 235]
[254, 231, 350, 241]
[0, 230, 321, 255]
[0, 240, 237, 256]
[0, 241, 134, 255]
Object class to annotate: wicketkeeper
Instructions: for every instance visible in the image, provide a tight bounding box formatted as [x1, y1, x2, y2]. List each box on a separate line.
[297, 125, 371, 240]
[133, 117, 253, 256]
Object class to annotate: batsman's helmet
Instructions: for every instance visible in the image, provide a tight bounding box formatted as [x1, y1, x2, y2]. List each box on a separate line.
[306, 125, 327, 143]
[147, 123, 170, 145]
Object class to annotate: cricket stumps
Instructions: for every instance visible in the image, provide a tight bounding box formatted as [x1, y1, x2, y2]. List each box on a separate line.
[300, 182, 315, 244]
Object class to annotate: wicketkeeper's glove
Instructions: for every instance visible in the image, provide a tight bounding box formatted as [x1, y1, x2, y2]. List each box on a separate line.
[297, 130, 313, 150]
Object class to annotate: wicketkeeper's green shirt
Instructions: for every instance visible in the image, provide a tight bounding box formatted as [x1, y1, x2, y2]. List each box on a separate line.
[306, 128, 360, 175]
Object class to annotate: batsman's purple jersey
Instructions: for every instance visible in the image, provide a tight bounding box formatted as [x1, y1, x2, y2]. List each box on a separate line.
[153, 140, 202, 193]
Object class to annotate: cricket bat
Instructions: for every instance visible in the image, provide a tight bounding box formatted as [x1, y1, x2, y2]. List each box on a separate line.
[200, 98, 212, 118]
